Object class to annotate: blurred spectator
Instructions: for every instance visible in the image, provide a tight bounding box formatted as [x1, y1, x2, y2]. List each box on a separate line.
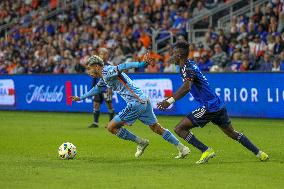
[267, 34, 275, 52]
[145, 60, 160, 73]
[188, 43, 198, 59]
[0, 0, 283, 74]
[193, 51, 200, 65]
[252, 5, 263, 22]
[211, 43, 228, 68]
[112, 48, 126, 66]
[226, 51, 242, 72]
[162, 45, 177, 73]
[280, 50, 284, 71]
[163, 61, 176, 73]
[272, 57, 281, 71]
[193, 1, 209, 17]
[197, 52, 212, 72]
[240, 57, 250, 71]
[258, 52, 272, 71]
[218, 35, 228, 52]
[278, 12, 284, 32]
[249, 35, 267, 59]
[274, 34, 284, 54]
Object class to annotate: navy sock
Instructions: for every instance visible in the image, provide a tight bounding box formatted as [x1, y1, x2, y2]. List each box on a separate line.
[93, 110, 100, 123]
[237, 133, 259, 155]
[108, 109, 115, 121]
[184, 132, 208, 152]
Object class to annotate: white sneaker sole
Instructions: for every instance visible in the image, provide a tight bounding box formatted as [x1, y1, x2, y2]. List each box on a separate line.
[175, 147, 191, 159]
[135, 141, 149, 158]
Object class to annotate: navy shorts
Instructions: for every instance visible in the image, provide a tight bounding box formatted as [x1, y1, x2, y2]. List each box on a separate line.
[93, 92, 112, 103]
[187, 106, 231, 128]
[92, 78, 111, 103]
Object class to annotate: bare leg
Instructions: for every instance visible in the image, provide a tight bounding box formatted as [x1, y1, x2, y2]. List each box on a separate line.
[149, 122, 189, 158]
[219, 124, 260, 155]
[174, 117, 209, 152]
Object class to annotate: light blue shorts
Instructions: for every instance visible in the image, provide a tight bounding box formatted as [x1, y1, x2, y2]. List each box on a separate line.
[114, 100, 157, 126]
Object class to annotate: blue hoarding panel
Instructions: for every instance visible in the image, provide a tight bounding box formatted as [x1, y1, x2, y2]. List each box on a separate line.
[0, 73, 283, 118]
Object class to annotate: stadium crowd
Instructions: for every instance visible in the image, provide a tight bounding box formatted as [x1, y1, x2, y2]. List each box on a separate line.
[0, 0, 284, 74]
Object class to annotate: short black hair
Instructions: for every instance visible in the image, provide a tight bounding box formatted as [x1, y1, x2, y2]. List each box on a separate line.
[174, 41, 189, 57]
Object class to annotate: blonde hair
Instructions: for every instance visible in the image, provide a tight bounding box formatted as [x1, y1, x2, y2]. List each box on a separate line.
[86, 55, 104, 66]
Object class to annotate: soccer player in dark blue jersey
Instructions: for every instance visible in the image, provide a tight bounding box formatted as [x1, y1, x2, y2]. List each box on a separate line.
[157, 41, 269, 164]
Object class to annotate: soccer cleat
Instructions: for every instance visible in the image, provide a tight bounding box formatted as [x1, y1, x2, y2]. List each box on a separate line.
[175, 146, 190, 159]
[257, 151, 269, 161]
[196, 148, 216, 164]
[88, 123, 99, 128]
[135, 139, 149, 158]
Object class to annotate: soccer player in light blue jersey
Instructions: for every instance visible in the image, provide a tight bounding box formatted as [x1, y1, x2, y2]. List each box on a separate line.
[71, 54, 189, 158]
[157, 41, 269, 164]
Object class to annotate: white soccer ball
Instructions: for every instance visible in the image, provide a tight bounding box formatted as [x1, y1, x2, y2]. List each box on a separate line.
[58, 142, 77, 159]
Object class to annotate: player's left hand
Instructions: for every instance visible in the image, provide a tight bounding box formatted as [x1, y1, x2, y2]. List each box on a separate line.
[157, 100, 171, 111]
[70, 96, 81, 101]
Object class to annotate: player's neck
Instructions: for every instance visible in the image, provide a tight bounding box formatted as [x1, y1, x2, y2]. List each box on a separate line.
[179, 58, 187, 67]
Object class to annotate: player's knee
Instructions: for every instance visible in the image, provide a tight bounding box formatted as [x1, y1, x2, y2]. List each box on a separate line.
[149, 123, 164, 135]
[94, 103, 100, 110]
[107, 124, 116, 134]
[174, 124, 184, 136]
[226, 130, 239, 140]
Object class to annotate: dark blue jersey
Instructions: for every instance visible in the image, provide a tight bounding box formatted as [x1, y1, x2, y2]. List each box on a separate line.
[180, 59, 224, 112]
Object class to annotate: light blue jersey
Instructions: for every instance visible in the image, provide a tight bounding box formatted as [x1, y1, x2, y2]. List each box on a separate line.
[97, 65, 148, 104]
[80, 62, 157, 126]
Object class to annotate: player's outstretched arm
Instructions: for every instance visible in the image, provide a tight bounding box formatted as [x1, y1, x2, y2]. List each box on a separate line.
[71, 85, 101, 101]
[117, 61, 148, 72]
[117, 51, 152, 72]
[173, 80, 192, 101]
[157, 80, 192, 110]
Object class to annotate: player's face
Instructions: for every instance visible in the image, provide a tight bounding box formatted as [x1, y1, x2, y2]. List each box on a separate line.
[86, 65, 102, 78]
[172, 48, 183, 64]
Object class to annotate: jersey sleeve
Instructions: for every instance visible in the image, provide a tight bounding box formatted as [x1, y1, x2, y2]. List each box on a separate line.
[80, 79, 106, 100]
[117, 62, 146, 71]
[96, 78, 107, 87]
[102, 65, 119, 80]
[181, 66, 196, 82]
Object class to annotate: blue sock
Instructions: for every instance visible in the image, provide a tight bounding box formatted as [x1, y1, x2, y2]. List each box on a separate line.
[116, 128, 137, 142]
[237, 133, 259, 155]
[162, 129, 180, 146]
[184, 132, 208, 152]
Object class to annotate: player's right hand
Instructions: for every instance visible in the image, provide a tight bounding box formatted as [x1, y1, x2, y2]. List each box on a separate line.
[157, 100, 170, 111]
[143, 50, 153, 66]
[70, 96, 81, 101]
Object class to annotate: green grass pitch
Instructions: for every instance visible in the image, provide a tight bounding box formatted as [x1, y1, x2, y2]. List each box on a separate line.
[0, 111, 283, 189]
